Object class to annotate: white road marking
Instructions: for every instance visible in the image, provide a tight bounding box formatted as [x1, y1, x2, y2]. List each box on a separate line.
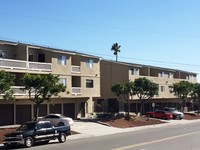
[112, 131, 200, 150]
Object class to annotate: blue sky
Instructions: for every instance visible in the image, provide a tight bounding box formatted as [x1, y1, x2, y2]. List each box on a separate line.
[1, 0, 200, 81]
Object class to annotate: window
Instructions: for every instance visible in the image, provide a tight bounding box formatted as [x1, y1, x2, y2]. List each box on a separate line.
[160, 86, 165, 92]
[0, 51, 7, 59]
[131, 68, 137, 75]
[59, 78, 67, 86]
[168, 72, 172, 79]
[45, 115, 60, 119]
[57, 55, 66, 65]
[44, 122, 52, 128]
[159, 71, 164, 78]
[86, 59, 93, 68]
[187, 75, 193, 80]
[86, 79, 94, 88]
[28, 54, 34, 61]
[37, 123, 45, 130]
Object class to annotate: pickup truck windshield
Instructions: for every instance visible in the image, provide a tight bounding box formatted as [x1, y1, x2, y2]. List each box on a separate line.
[17, 122, 36, 130]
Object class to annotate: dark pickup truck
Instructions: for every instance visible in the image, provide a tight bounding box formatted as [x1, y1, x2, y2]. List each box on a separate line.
[3, 121, 71, 148]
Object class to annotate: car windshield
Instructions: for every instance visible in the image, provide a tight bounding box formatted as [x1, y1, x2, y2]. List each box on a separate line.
[17, 122, 36, 131]
[169, 108, 177, 111]
[45, 114, 67, 118]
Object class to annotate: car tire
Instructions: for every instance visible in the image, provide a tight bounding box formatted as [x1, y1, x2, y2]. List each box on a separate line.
[146, 114, 151, 118]
[58, 132, 66, 143]
[25, 136, 33, 148]
[58, 122, 65, 126]
[162, 116, 167, 120]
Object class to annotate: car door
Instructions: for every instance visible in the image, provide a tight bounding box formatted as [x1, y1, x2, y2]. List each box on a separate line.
[155, 111, 162, 118]
[44, 122, 55, 139]
[35, 122, 48, 141]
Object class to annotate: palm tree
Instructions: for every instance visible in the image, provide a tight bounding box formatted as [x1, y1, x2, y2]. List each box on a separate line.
[111, 43, 121, 62]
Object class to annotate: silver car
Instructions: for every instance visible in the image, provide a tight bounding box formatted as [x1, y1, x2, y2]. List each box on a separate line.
[163, 107, 184, 119]
[38, 114, 74, 126]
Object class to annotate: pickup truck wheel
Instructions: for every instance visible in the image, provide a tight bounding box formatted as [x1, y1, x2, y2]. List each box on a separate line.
[58, 122, 65, 126]
[58, 133, 66, 143]
[25, 137, 33, 148]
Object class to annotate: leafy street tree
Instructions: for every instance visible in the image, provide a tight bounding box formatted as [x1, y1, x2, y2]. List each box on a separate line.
[190, 83, 200, 114]
[111, 43, 121, 62]
[0, 70, 15, 100]
[133, 77, 159, 115]
[111, 81, 135, 119]
[170, 80, 193, 112]
[21, 73, 66, 120]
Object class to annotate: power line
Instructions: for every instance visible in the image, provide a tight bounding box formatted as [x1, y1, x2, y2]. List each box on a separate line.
[0, 35, 199, 73]
[77, 50, 200, 68]
[1, 11, 200, 39]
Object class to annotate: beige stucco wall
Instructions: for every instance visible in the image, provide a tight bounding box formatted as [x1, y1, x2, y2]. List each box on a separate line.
[100, 61, 130, 98]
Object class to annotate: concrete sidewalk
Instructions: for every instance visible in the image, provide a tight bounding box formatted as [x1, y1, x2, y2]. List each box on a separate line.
[67, 119, 200, 140]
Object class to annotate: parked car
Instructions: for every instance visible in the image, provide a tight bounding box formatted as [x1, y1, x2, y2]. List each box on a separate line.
[145, 110, 173, 120]
[38, 114, 74, 126]
[3, 121, 71, 148]
[163, 107, 184, 119]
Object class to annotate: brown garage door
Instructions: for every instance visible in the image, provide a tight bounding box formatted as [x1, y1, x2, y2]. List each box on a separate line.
[33, 104, 47, 117]
[0, 104, 14, 125]
[16, 105, 31, 124]
[63, 103, 75, 119]
[49, 104, 62, 114]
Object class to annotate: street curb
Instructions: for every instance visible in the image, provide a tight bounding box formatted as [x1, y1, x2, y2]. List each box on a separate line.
[1, 119, 200, 148]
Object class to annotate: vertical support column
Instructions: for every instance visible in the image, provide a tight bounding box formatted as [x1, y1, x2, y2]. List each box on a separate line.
[47, 103, 49, 114]
[26, 46, 29, 69]
[14, 103, 16, 124]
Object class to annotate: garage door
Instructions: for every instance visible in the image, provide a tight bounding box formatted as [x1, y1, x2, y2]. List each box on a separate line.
[33, 104, 47, 117]
[63, 103, 75, 119]
[16, 105, 31, 124]
[49, 104, 62, 114]
[0, 104, 14, 125]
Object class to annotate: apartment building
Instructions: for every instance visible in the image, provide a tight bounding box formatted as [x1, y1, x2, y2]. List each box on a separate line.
[95, 60, 197, 114]
[0, 40, 100, 125]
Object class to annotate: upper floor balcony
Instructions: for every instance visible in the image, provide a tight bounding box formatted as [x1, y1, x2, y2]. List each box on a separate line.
[71, 65, 81, 74]
[0, 58, 52, 72]
[1, 86, 82, 97]
[71, 87, 81, 96]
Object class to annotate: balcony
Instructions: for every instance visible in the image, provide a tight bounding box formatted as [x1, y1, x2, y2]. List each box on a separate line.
[0, 59, 26, 69]
[0, 58, 52, 72]
[71, 65, 81, 74]
[28, 62, 52, 71]
[71, 87, 81, 96]
[11, 86, 27, 96]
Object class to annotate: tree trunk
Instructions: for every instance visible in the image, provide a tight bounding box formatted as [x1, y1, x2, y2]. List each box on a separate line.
[198, 99, 200, 114]
[34, 103, 40, 121]
[139, 99, 145, 115]
[127, 100, 130, 117]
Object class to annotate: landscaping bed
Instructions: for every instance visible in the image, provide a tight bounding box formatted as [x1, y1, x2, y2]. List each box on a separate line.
[101, 116, 166, 128]
[101, 113, 200, 128]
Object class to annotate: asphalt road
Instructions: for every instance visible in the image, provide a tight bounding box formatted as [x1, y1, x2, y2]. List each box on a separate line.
[2, 121, 200, 150]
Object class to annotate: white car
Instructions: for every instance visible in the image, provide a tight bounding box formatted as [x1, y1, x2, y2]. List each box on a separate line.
[38, 114, 74, 126]
[163, 107, 184, 119]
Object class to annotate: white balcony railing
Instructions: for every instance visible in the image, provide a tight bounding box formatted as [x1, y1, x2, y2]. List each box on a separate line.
[71, 65, 81, 73]
[0, 58, 52, 72]
[71, 87, 81, 95]
[28, 62, 52, 71]
[11, 86, 27, 95]
[0, 59, 26, 69]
